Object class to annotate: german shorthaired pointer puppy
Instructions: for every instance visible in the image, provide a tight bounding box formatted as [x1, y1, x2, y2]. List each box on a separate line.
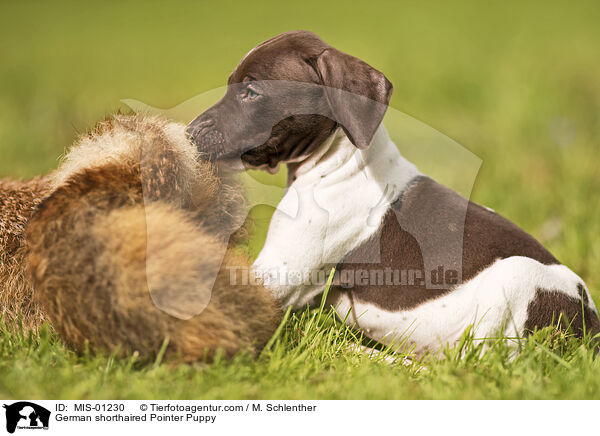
[187, 31, 599, 355]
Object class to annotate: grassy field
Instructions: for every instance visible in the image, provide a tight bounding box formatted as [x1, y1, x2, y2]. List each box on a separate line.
[1, 0, 599, 399]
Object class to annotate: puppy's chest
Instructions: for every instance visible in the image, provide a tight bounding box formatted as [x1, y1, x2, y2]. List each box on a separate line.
[334, 176, 559, 312]
[258, 171, 391, 270]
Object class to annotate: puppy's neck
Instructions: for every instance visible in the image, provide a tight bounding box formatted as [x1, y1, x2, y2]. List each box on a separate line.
[254, 124, 422, 307]
[288, 125, 421, 195]
[286, 128, 354, 184]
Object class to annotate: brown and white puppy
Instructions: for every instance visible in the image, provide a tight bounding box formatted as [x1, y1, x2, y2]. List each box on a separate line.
[187, 31, 599, 354]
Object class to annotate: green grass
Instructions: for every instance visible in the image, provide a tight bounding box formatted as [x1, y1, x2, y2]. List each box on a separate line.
[2, 290, 600, 399]
[1, 0, 600, 399]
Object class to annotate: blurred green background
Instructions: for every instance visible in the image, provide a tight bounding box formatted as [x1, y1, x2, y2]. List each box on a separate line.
[2, 0, 600, 401]
[1, 0, 599, 293]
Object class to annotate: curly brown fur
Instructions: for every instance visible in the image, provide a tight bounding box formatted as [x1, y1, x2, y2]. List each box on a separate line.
[3, 114, 280, 361]
[0, 177, 50, 328]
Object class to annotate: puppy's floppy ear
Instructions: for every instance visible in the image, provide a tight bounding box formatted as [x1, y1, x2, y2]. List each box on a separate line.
[312, 48, 393, 149]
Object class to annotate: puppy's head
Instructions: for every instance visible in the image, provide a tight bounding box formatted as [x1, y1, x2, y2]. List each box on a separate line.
[186, 31, 393, 172]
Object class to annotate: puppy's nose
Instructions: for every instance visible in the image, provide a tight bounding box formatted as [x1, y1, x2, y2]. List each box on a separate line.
[186, 118, 227, 161]
[185, 119, 215, 143]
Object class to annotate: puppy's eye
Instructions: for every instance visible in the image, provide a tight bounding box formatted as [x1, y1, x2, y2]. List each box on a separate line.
[241, 86, 260, 101]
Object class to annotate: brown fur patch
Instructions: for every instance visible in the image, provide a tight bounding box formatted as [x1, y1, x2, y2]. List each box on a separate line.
[28, 182, 280, 359]
[0, 177, 50, 328]
[524, 289, 600, 337]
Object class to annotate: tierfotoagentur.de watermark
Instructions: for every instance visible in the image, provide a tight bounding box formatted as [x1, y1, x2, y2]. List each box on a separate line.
[227, 266, 460, 289]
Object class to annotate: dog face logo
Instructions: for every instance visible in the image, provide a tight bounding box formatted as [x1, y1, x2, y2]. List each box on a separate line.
[2, 402, 50, 434]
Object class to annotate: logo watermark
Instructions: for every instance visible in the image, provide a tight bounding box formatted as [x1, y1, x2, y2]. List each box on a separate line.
[2, 402, 50, 434]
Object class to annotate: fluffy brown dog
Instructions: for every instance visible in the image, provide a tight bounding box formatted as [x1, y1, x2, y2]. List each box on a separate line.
[1, 114, 281, 362]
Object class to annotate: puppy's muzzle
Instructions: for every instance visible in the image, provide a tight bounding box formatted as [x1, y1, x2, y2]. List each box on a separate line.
[186, 118, 226, 160]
